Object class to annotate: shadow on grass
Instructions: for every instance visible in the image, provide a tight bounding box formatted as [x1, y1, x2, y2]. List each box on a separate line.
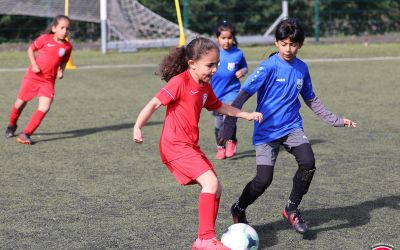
[227, 139, 326, 161]
[253, 195, 400, 248]
[34, 121, 163, 143]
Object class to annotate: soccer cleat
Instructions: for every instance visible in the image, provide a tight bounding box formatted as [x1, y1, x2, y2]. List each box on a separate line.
[5, 125, 17, 138]
[282, 208, 309, 234]
[225, 140, 238, 158]
[192, 237, 231, 250]
[215, 147, 226, 160]
[16, 133, 33, 145]
[231, 201, 248, 224]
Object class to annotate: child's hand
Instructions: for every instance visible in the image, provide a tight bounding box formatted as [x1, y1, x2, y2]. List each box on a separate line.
[32, 64, 40, 73]
[245, 112, 263, 122]
[57, 69, 64, 79]
[133, 126, 144, 143]
[235, 70, 245, 79]
[343, 118, 357, 128]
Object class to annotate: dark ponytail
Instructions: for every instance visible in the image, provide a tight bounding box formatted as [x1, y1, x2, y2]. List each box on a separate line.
[159, 37, 219, 82]
[214, 20, 239, 47]
[42, 15, 71, 34]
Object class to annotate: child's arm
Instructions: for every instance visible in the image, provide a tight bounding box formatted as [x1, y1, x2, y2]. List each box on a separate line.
[306, 96, 357, 128]
[57, 61, 68, 79]
[215, 103, 262, 122]
[27, 47, 40, 73]
[235, 67, 248, 79]
[133, 97, 163, 143]
[217, 90, 253, 144]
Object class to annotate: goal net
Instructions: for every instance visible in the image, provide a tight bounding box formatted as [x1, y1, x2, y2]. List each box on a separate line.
[0, 0, 196, 51]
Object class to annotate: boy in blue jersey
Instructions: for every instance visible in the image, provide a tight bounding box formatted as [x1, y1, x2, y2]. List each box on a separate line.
[218, 18, 357, 234]
[211, 21, 248, 160]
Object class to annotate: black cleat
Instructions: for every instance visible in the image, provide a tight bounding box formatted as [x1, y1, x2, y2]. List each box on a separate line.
[282, 208, 309, 234]
[5, 125, 17, 138]
[231, 201, 248, 224]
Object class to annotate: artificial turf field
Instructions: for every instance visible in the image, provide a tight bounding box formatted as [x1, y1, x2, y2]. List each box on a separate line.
[0, 43, 399, 249]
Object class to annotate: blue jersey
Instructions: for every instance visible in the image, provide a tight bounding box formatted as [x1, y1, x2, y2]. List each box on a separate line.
[241, 54, 316, 144]
[211, 46, 247, 103]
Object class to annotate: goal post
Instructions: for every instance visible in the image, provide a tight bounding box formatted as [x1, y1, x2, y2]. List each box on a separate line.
[174, 0, 186, 47]
[100, 0, 107, 54]
[64, 0, 77, 69]
[263, 0, 289, 37]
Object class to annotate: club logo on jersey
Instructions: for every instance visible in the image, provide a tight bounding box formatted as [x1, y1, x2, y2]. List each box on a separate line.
[202, 93, 208, 106]
[58, 48, 66, 57]
[227, 62, 236, 71]
[276, 78, 285, 82]
[296, 79, 303, 90]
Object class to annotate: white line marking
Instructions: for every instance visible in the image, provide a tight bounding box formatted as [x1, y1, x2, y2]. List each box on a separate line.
[1, 57, 399, 72]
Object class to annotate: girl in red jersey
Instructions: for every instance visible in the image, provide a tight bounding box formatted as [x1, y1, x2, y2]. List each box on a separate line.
[133, 37, 262, 250]
[5, 15, 73, 144]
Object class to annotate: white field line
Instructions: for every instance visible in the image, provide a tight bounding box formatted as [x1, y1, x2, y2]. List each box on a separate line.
[1, 56, 400, 72]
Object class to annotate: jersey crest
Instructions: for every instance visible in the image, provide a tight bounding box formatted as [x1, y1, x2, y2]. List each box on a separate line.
[58, 48, 66, 57]
[202, 93, 208, 106]
[227, 62, 236, 71]
[296, 79, 303, 90]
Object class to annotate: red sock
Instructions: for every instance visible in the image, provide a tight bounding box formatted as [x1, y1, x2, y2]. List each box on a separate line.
[9, 106, 22, 127]
[23, 110, 46, 135]
[214, 197, 220, 225]
[198, 192, 216, 240]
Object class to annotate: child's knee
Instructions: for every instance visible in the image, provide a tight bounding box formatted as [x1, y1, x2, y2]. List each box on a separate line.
[203, 177, 220, 194]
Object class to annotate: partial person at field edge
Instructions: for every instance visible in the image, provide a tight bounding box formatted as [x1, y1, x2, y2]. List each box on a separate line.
[218, 18, 357, 234]
[210, 20, 248, 160]
[5, 15, 73, 144]
[132, 37, 262, 250]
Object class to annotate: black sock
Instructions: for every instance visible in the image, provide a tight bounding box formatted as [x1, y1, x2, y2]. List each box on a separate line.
[286, 199, 298, 211]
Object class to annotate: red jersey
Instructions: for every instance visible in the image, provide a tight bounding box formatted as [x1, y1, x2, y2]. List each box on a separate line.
[156, 70, 222, 163]
[25, 34, 72, 82]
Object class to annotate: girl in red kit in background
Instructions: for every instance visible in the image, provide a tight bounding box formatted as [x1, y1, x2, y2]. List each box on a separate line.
[5, 15, 73, 144]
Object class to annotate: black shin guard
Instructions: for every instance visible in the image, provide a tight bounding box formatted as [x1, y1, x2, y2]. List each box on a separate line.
[215, 128, 225, 147]
[238, 165, 274, 209]
[230, 126, 237, 141]
[288, 143, 316, 207]
[215, 127, 220, 144]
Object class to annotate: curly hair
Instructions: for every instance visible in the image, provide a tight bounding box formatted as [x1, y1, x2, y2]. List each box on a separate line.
[159, 37, 219, 82]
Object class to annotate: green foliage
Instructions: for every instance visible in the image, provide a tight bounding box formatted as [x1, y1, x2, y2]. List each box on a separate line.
[138, 0, 399, 36]
[0, 15, 99, 44]
[0, 0, 399, 43]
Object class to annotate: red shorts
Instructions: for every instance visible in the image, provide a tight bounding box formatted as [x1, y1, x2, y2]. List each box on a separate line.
[165, 154, 216, 185]
[18, 77, 55, 101]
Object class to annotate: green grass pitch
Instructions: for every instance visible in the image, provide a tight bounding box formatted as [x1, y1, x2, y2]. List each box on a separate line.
[0, 43, 399, 249]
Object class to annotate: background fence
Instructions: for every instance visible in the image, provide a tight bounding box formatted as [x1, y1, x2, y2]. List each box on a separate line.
[0, 0, 399, 44]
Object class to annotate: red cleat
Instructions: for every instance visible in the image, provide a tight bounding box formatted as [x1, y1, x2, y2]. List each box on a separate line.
[215, 147, 226, 160]
[16, 133, 32, 145]
[192, 237, 231, 250]
[225, 140, 237, 158]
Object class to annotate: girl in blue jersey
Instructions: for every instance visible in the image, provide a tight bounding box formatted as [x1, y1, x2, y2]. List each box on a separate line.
[219, 18, 357, 234]
[211, 21, 248, 160]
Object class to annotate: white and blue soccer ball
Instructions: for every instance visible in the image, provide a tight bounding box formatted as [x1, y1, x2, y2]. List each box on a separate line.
[221, 223, 259, 250]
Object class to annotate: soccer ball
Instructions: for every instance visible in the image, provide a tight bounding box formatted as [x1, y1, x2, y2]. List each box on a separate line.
[221, 223, 259, 250]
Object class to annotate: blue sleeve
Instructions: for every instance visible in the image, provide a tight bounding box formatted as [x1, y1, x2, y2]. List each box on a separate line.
[238, 52, 247, 69]
[241, 62, 270, 96]
[300, 66, 316, 101]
